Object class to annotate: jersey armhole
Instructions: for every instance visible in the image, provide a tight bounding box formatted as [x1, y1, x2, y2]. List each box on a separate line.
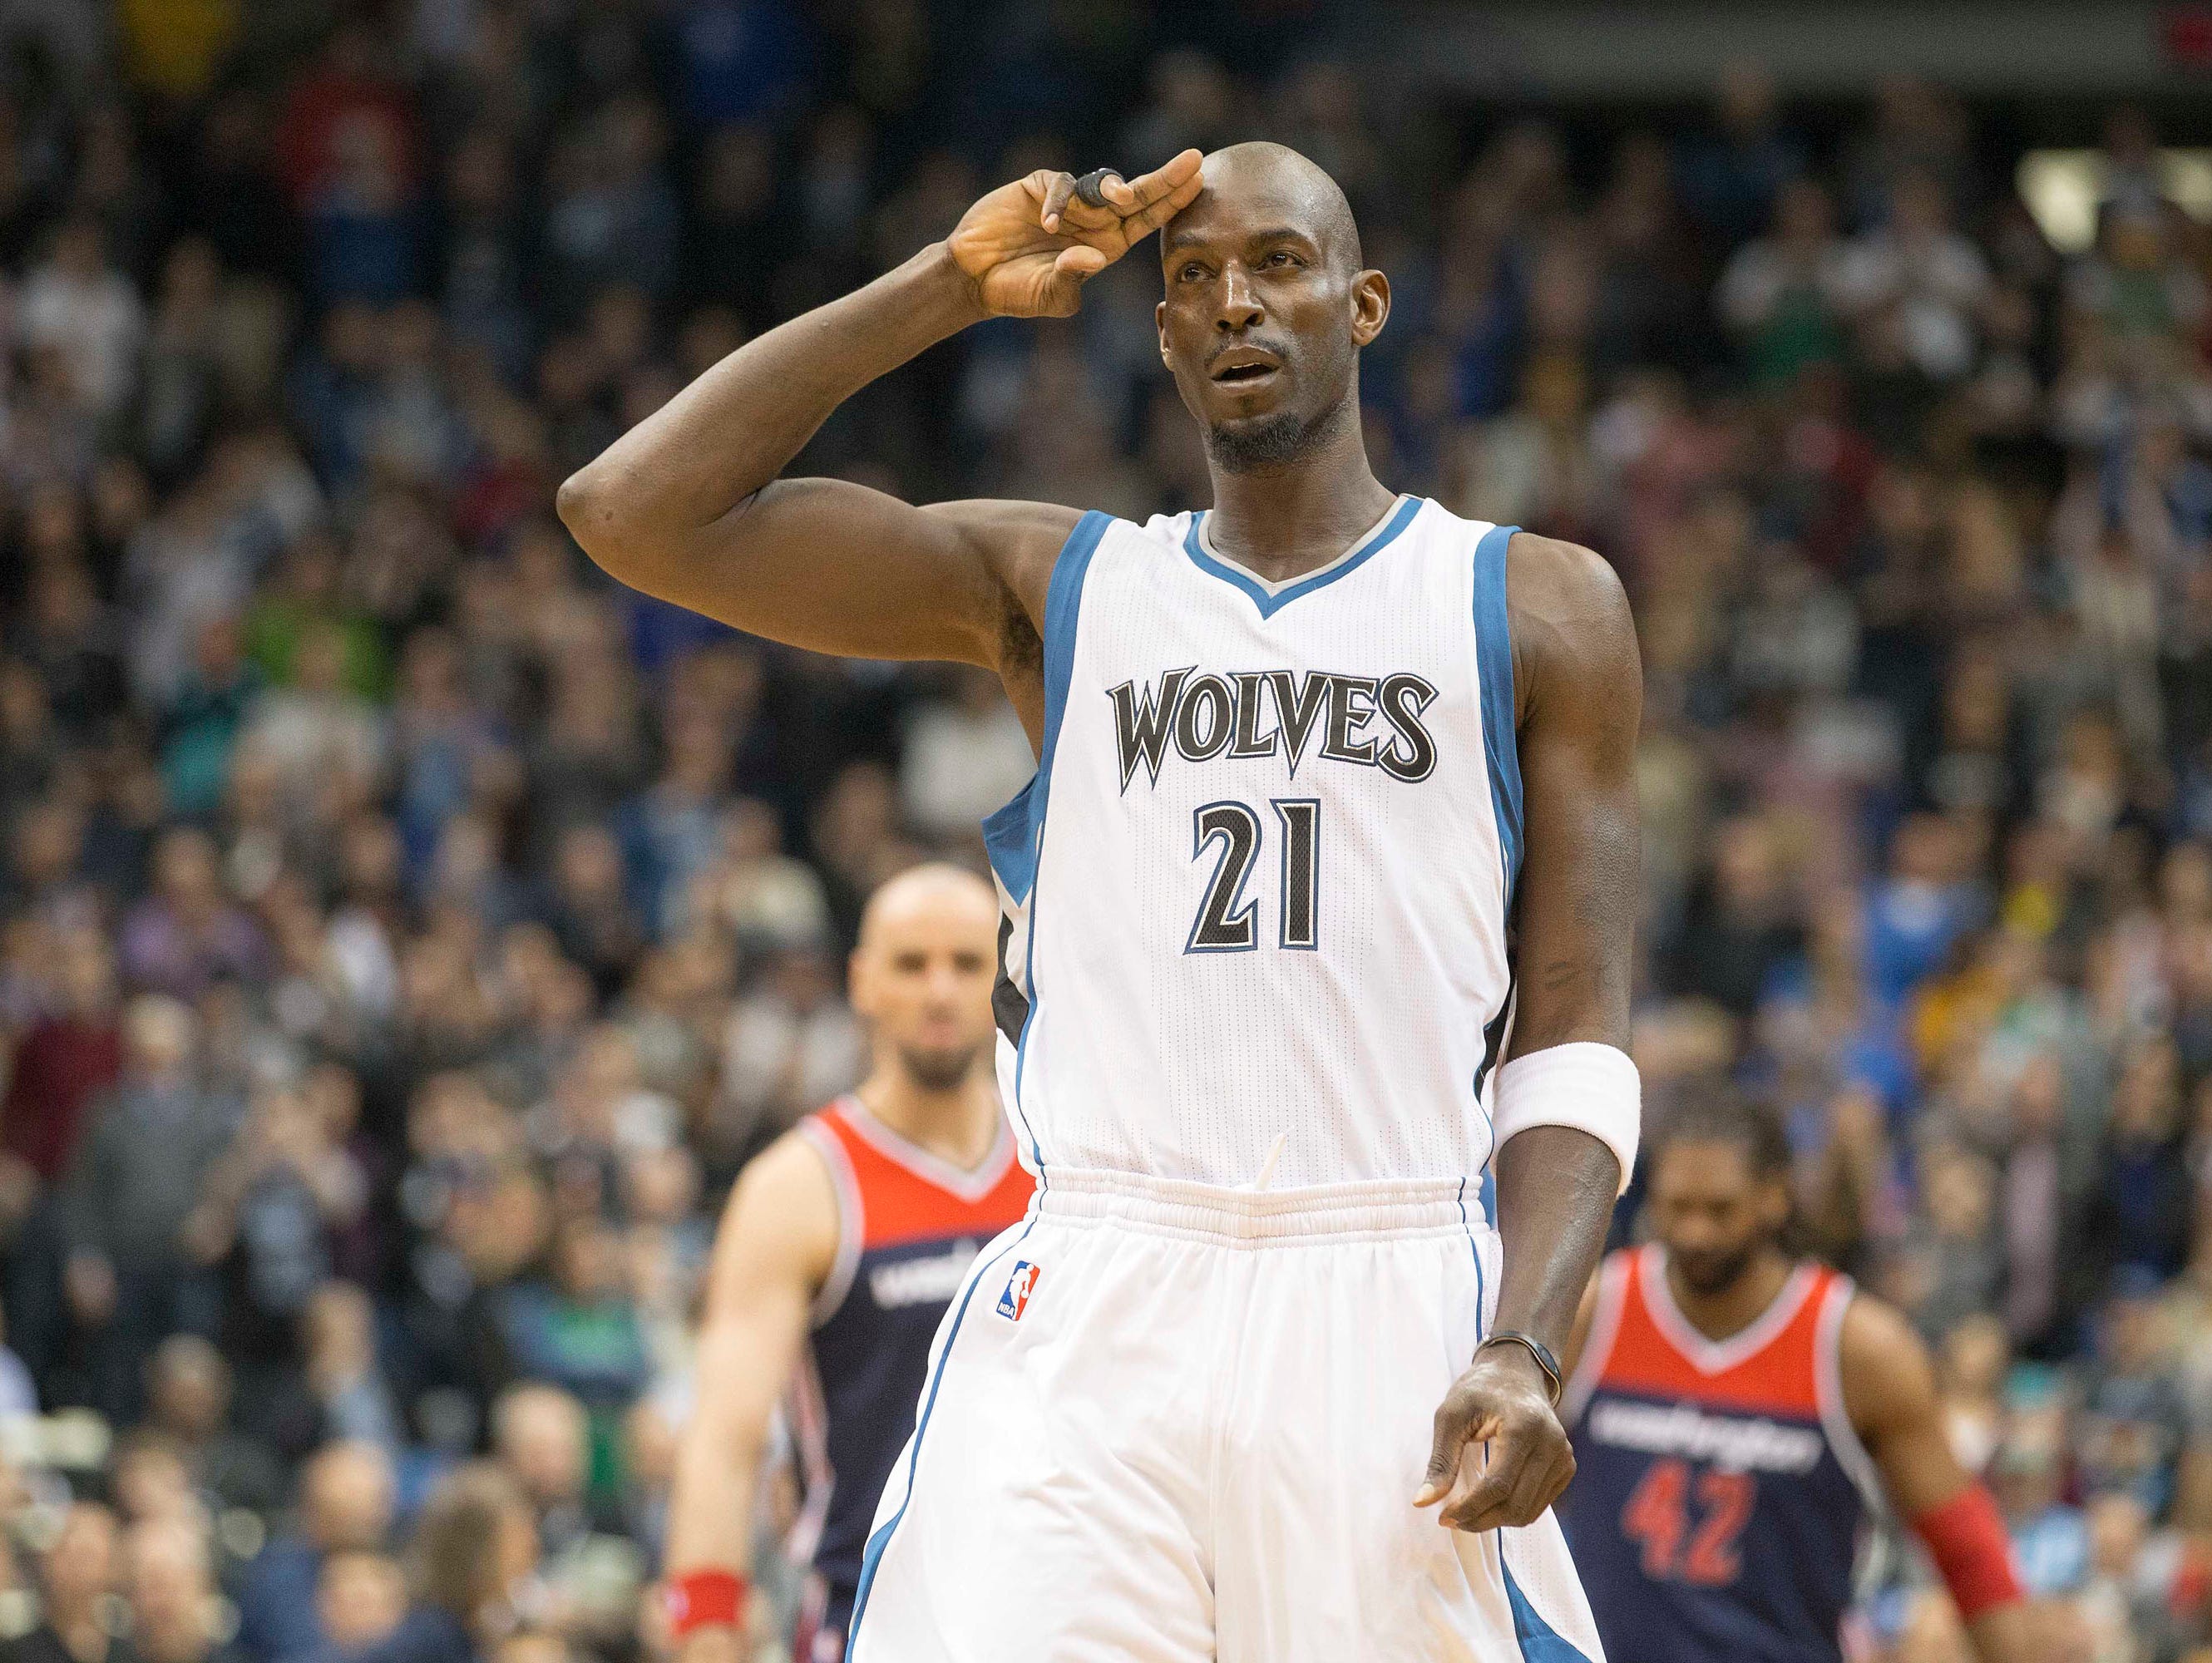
[1471, 522, 1524, 904]
[797, 1113, 865, 1330]
[1562, 1251, 1632, 1424]
[1813, 1277, 1889, 1514]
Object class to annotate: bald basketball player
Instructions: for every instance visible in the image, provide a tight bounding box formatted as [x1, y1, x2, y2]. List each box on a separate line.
[567, 142, 1637, 1659]
[659, 866, 1031, 1663]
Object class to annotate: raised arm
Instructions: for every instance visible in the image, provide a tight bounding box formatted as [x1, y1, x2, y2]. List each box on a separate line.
[1420, 533, 1641, 1532]
[659, 1133, 839, 1663]
[555, 155, 1203, 682]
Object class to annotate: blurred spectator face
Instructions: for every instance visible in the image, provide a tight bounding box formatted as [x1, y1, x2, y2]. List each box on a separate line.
[302, 1282, 378, 1389]
[153, 827, 224, 916]
[620, 1146, 699, 1226]
[121, 997, 196, 1081]
[126, 1517, 216, 1663]
[848, 866, 1000, 1092]
[1925, 1149, 1995, 1242]
[551, 1216, 625, 1303]
[42, 1503, 119, 1621]
[1992, 1414, 2067, 1517]
[111, 1434, 196, 1524]
[2087, 1491, 2149, 1577]
[1938, 1314, 2009, 1397]
[146, 1335, 230, 1439]
[316, 1549, 406, 1651]
[1646, 1135, 1790, 1295]
[494, 1385, 588, 1510]
[303, 1440, 396, 1552]
[55, 927, 118, 1017]
[2111, 1038, 2180, 1144]
[2009, 1051, 2064, 1141]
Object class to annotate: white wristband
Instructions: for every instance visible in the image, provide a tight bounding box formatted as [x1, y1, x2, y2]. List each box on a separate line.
[1492, 1043, 1640, 1196]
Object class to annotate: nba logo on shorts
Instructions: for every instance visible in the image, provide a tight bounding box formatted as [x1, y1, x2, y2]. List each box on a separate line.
[996, 1260, 1040, 1321]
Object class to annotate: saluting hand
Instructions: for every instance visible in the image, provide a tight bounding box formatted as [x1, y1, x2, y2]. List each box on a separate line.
[946, 150, 1205, 320]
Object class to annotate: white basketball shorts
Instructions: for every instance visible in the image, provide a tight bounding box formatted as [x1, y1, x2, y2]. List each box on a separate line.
[843, 1168, 1606, 1661]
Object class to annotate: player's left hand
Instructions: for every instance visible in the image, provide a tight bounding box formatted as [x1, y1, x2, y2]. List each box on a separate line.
[1415, 1344, 1576, 1532]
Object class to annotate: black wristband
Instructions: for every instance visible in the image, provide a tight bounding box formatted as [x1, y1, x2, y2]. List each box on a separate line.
[1478, 1330, 1563, 1404]
[1071, 168, 1123, 208]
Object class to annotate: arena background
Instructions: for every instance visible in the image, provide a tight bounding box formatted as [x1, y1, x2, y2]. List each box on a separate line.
[0, 1, 2205, 1660]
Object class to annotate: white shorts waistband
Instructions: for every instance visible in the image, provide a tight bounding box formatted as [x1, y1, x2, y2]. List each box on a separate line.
[1034, 1169, 1488, 1246]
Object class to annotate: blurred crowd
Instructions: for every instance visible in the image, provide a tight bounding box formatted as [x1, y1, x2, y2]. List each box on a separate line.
[0, 2, 2199, 1662]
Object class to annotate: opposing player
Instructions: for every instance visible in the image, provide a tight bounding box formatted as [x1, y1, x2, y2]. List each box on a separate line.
[1560, 1093, 2047, 1663]
[659, 866, 1031, 1663]
[563, 141, 1642, 1659]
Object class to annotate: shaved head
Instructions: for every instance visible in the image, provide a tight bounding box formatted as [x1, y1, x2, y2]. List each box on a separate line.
[857, 862, 998, 950]
[1175, 142, 1362, 270]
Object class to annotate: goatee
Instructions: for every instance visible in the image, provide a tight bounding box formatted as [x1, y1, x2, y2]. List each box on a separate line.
[1206, 397, 1347, 475]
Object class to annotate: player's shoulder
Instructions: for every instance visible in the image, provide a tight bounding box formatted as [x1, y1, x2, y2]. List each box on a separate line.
[1503, 531, 1633, 639]
[718, 1120, 843, 1271]
[1832, 1281, 1941, 1429]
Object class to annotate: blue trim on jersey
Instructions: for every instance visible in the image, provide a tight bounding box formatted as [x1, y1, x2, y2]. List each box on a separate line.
[981, 511, 1112, 906]
[1183, 495, 1422, 618]
[846, 1218, 1039, 1656]
[1471, 523, 1524, 900]
[1503, 1562, 1595, 1663]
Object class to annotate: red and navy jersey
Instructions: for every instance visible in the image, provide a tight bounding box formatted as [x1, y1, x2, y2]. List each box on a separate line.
[1558, 1246, 1883, 1663]
[786, 1097, 1033, 1654]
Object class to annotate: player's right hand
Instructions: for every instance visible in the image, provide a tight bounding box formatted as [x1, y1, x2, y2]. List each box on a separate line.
[945, 150, 1204, 320]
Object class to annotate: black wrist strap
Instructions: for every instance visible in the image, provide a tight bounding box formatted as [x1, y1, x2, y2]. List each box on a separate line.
[1478, 1330, 1563, 1405]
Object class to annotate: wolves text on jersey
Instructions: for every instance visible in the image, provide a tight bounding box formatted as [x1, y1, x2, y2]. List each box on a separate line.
[1108, 667, 1439, 792]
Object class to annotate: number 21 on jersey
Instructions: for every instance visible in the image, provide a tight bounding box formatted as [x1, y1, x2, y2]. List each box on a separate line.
[1187, 798, 1320, 954]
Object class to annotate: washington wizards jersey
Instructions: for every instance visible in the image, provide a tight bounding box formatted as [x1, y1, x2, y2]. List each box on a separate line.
[984, 498, 1523, 1192]
[1560, 1246, 1883, 1663]
[788, 1098, 1033, 1650]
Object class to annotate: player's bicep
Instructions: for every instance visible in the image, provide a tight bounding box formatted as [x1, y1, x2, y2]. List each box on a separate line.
[586, 475, 1069, 669]
[1504, 537, 1642, 1056]
[1841, 1295, 1973, 1514]
[689, 1136, 842, 1448]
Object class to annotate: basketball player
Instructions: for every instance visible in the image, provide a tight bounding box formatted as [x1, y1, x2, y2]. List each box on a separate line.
[1560, 1093, 2049, 1663]
[658, 866, 1031, 1662]
[563, 143, 1642, 1659]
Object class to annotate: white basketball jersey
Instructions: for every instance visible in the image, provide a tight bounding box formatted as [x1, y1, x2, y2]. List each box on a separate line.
[984, 495, 1524, 1195]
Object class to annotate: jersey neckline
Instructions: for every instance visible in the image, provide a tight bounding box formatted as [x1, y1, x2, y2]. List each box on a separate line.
[832, 1093, 1018, 1203]
[1637, 1243, 1821, 1377]
[1183, 494, 1424, 618]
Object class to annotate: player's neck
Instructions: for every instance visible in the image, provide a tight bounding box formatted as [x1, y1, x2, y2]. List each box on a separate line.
[854, 1072, 1001, 1172]
[1664, 1247, 1798, 1343]
[1202, 421, 1399, 585]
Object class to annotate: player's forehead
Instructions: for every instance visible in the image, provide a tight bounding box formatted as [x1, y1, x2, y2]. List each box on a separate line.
[860, 875, 997, 955]
[1652, 1137, 1759, 1197]
[1161, 162, 1341, 263]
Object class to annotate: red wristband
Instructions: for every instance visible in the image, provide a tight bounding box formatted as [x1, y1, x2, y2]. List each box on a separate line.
[664, 1569, 748, 1638]
[1908, 1483, 2023, 1621]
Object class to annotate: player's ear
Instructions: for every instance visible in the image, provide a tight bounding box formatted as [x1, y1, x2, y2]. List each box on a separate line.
[1350, 269, 1390, 348]
[1156, 299, 1171, 366]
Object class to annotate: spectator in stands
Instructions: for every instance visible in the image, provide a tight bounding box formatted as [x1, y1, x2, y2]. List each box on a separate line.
[363, 1463, 536, 1663]
[57, 995, 237, 1423]
[5, 1501, 123, 1663]
[236, 1440, 397, 1663]
[142, 1335, 284, 1517]
[123, 1514, 244, 1663]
